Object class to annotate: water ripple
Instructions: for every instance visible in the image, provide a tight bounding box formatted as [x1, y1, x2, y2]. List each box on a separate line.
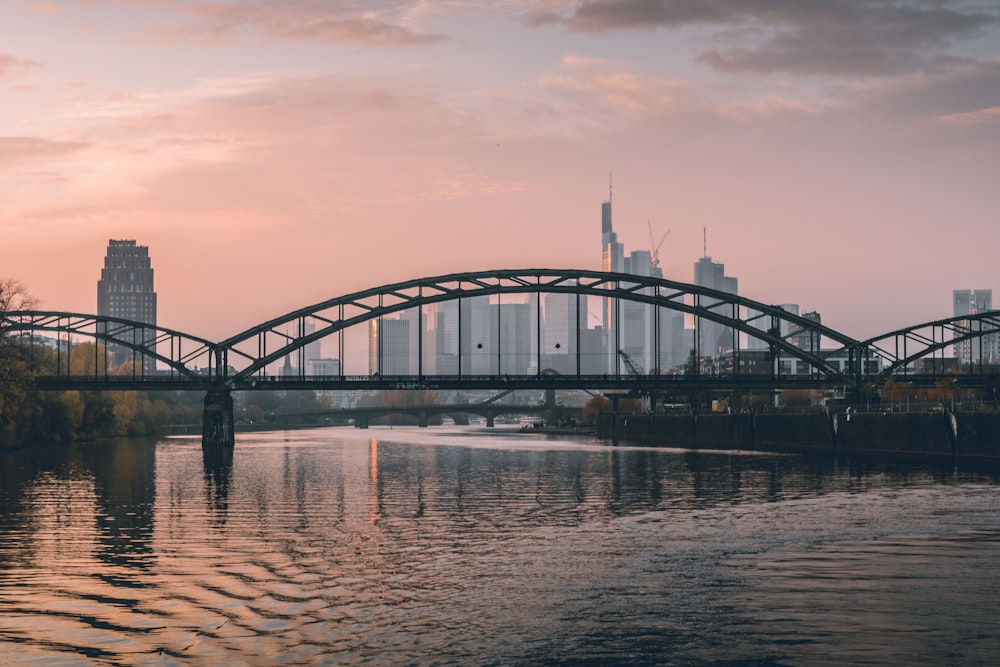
[1, 429, 999, 665]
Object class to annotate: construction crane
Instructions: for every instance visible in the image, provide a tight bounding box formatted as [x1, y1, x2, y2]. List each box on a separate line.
[618, 349, 644, 376]
[647, 220, 670, 270]
[618, 349, 651, 412]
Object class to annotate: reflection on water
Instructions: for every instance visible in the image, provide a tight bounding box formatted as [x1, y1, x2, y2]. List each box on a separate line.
[1, 427, 999, 665]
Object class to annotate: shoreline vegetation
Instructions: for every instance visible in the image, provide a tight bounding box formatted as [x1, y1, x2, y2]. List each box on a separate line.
[2, 343, 998, 451]
[3, 289, 998, 451]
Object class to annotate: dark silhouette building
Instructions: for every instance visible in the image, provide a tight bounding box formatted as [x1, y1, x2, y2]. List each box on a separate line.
[97, 239, 157, 368]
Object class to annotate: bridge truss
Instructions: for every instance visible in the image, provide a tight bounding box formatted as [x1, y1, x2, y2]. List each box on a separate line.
[4, 269, 1000, 445]
[215, 269, 864, 385]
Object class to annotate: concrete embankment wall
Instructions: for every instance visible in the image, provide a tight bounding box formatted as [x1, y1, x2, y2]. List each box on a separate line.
[597, 411, 1000, 459]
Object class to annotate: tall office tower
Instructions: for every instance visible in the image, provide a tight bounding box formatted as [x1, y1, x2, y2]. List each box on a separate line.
[600, 180, 625, 372]
[369, 317, 410, 375]
[434, 300, 459, 375]
[597, 181, 687, 373]
[492, 302, 532, 374]
[693, 240, 738, 357]
[542, 289, 587, 374]
[97, 239, 157, 367]
[790, 311, 822, 352]
[301, 321, 322, 371]
[460, 295, 493, 374]
[953, 289, 995, 364]
[619, 249, 654, 373]
[306, 358, 341, 377]
[746, 304, 799, 351]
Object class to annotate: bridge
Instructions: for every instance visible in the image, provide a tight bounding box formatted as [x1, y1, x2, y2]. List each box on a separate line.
[3, 269, 999, 448]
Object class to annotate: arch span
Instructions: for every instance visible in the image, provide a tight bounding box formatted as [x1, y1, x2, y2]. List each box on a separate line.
[1, 311, 219, 382]
[217, 269, 862, 382]
[862, 311, 1000, 378]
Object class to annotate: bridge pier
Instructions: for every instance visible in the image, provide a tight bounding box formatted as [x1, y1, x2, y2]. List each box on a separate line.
[354, 416, 369, 429]
[202, 387, 235, 449]
[486, 412, 495, 428]
[418, 411, 428, 428]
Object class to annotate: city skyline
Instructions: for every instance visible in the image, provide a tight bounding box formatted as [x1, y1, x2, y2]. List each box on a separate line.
[2, 1, 998, 342]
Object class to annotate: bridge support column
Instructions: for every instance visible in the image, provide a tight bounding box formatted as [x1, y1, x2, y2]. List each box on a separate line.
[355, 416, 369, 429]
[418, 411, 428, 428]
[486, 412, 495, 428]
[202, 387, 235, 449]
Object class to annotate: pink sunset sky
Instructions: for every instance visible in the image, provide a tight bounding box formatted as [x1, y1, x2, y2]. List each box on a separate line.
[2, 0, 998, 342]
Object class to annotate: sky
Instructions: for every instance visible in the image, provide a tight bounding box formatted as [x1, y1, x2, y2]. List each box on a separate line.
[2, 0, 998, 342]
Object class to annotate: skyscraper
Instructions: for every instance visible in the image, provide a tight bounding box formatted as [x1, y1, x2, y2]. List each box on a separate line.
[97, 239, 157, 367]
[693, 236, 738, 357]
[953, 289, 995, 364]
[598, 180, 686, 373]
[369, 317, 410, 375]
[747, 304, 799, 351]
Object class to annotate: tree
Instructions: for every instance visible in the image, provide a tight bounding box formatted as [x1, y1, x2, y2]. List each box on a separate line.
[0, 280, 40, 446]
[881, 379, 914, 411]
[581, 395, 612, 424]
[936, 378, 957, 407]
[0, 278, 38, 321]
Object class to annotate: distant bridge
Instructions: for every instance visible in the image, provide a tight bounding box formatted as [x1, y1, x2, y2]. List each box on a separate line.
[3, 269, 999, 448]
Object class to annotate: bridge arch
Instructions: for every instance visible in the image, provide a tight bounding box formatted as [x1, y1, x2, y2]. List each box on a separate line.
[217, 269, 862, 382]
[861, 311, 1000, 378]
[1, 311, 219, 382]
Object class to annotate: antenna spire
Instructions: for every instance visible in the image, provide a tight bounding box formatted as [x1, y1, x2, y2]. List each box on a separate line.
[609, 170, 613, 204]
[703, 227, 707, 258]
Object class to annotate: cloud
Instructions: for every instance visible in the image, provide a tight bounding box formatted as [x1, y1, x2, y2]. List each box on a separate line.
[937, 105, 1000, 126]
[533, 55, 822, 132]
[16, 1, 62, 15]
[537, 55, 693, 122]
[851, 58, 1000, 125]
[145, 0, 447, 47]
[0, 136, 89, 168]
[0, 54, 42, 79]
[550, 0, 1000, 77]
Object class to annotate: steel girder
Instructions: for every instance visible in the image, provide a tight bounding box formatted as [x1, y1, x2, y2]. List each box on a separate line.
[1, 311, 219, 382]
[16, 274, 997, 390]
[861, 311, 1000, 378]
[218, 268, 862, 382]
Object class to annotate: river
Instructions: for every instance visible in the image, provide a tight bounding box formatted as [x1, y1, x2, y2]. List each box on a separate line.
[1, 426, 999, 666]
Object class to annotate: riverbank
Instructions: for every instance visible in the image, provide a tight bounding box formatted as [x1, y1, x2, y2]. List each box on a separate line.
[597, 410, 1000, 459]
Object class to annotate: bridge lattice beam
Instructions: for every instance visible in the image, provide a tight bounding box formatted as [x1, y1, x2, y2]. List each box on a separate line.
[861, 311, 1000, 378]
[217, 269, 861, 382]
[1, 311, 219, 382]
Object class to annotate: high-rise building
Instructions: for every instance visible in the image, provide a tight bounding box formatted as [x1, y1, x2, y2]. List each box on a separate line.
[601, 191, 624, 372]
[953, 289, 995, 364]
[693, 242, 738, 357]
[598, 181, 686, 373]
[97, 239, 157, 367]
[369, 317, 410, 375]
[492, 302, 532, 374]
[542, 290, 585, 374]
[434, 300, 459, 375]
[461, 295, 493, 374]
[747, 304, 799, 351]
[790, 311, 822, 352]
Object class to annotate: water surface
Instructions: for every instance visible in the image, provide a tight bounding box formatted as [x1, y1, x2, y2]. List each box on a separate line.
[1, 427, 999, 665]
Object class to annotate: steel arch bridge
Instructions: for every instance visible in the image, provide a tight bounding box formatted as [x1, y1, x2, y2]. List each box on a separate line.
[859, 311, 1000, 379]
[4, 269, 1000, 445]
[214, 269, 863, 384]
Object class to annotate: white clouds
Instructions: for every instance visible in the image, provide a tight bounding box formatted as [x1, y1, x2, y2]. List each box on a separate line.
[139, 0, 449, 47]
[541, 55, 692, 116]
[937, 105, 1000, 126]
[0, 136, 88, 168]
[0, 54, 42, 79]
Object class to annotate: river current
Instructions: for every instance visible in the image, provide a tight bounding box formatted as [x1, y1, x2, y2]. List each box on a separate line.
[1, 426, 999, 666]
